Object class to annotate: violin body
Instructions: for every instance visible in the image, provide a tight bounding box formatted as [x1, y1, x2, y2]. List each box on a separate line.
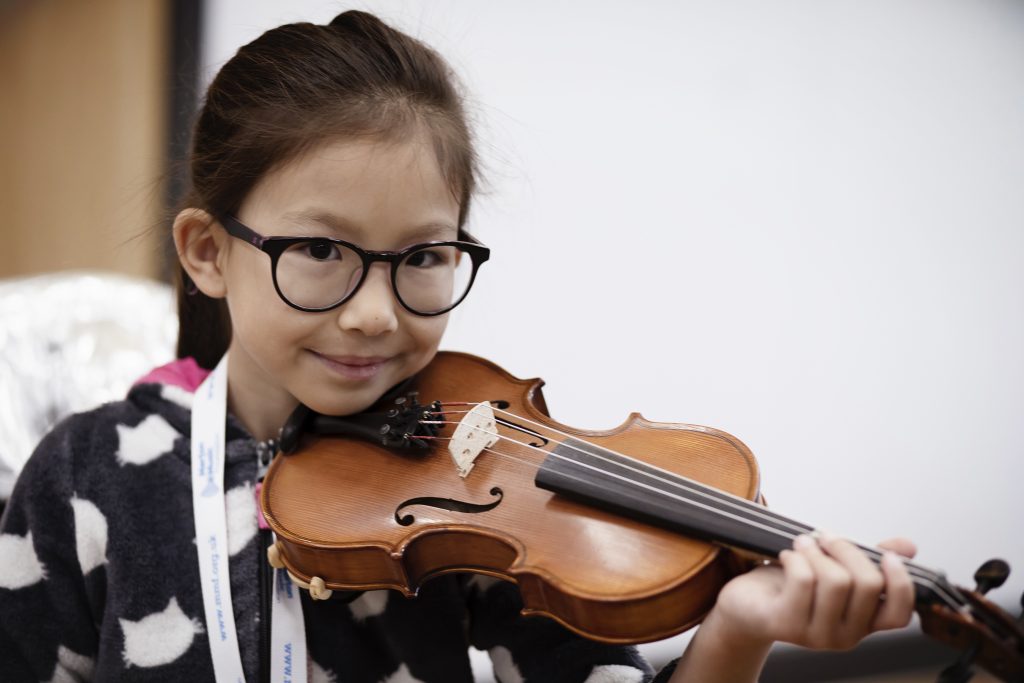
[261, 351, 760, 643]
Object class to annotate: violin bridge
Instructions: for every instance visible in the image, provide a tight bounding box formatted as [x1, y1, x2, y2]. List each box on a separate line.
[448, 402, 499, 478]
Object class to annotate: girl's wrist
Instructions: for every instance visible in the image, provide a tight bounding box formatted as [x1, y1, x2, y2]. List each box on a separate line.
[669, 606, 773, 683]
[699, 603, 775, 655]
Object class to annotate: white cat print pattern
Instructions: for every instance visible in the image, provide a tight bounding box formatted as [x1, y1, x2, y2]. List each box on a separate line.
[119, 597, 204, 668]
[115, 414, 178, 466]
[0, 532, 46, 589]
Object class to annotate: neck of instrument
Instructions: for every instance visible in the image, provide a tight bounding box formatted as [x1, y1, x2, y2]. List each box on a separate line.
[533, 436, 963, 609]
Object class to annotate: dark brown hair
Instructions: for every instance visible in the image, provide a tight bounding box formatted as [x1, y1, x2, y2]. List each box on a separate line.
[176, 10, 478, 369]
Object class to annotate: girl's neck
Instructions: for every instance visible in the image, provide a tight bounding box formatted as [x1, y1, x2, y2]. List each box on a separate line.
[223, 343, 299, 442]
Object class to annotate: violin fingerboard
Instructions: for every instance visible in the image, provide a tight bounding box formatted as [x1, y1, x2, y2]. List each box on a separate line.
[535, 437, 808, 558]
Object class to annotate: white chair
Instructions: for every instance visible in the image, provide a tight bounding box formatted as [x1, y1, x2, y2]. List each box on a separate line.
[0, 271, 177, 501]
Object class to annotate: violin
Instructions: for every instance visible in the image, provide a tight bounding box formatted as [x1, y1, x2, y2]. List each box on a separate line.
[260, 351, 1024, 682]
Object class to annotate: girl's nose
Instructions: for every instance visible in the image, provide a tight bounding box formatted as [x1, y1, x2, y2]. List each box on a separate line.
[336, 263, 399, 336]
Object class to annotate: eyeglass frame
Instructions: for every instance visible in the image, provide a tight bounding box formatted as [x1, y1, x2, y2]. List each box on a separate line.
[218, 214, 490, 316]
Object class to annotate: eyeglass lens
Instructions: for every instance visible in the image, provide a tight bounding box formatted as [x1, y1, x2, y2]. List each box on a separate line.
[275, 240, 473, 314]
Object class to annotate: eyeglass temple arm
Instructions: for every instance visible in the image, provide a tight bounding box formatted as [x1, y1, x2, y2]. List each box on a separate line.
[220, 215, 266, 248]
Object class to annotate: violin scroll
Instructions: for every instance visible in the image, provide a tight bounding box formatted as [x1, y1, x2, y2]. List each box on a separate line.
[920, 559, 1024, 682]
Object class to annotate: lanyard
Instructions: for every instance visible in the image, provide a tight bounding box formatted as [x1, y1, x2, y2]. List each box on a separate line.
[192, 354, 307, 683]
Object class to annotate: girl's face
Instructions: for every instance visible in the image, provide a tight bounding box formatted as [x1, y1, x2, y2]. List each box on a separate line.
[218, 135, 460, 439]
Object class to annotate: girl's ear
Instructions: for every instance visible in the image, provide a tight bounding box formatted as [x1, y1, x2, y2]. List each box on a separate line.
[173, 208, 229, 298]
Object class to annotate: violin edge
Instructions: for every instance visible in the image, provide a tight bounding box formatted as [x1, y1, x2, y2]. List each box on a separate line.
[267, 525, 740, 644]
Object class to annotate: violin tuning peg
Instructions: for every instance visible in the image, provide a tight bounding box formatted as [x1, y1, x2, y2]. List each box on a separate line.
[973, 558, 1010, 596]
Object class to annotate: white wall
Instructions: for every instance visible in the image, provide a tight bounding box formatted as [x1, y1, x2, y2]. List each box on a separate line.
[204, 0, 1024, 669]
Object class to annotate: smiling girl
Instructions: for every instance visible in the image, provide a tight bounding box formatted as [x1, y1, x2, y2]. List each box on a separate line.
[0, 10, 915, 683]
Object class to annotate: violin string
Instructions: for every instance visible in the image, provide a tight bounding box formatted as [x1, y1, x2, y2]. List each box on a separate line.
[428, 406, 964, 612]
[437, 424, 964, 613]
[434, 407, 836, 545]
[433, 408, 855, 550]
[470, 405, 941, 571]
[435, 405, 939, 578]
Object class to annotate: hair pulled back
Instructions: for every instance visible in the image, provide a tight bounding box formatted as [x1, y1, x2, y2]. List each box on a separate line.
[177, 11, 478, 369]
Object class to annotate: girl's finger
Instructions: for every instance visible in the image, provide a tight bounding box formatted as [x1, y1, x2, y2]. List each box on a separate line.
[877, 537, 917, 559]
[818, 534, 885, 640]
[871, 551, 916, 631]
[793, 535, 855, 644]
[776, 546, 815, 639]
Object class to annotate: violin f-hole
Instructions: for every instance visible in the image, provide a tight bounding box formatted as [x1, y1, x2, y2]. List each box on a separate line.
[394, 487, 504, 526]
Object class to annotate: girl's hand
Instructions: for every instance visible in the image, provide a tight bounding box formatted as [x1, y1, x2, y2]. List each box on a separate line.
[668, 535, 917, 683]
[712, 533, 917, 650]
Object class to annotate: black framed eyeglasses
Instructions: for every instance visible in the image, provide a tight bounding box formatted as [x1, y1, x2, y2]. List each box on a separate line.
[219, 215, 489, 316]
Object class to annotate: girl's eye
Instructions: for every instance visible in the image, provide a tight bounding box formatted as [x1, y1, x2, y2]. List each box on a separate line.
[304, 240, 340, 261]
[405, 249, 445, 268]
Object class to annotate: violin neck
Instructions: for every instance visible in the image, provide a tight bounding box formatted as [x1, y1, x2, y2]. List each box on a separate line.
[533, 436, 964, 610]
[535, 436, 807, 558]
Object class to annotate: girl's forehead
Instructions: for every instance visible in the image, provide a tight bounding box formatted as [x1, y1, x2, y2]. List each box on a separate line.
[274, 135, 443, 189]
[240, 136, 460, 244]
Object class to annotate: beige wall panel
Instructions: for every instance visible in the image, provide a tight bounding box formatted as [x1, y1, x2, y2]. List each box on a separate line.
[0, 0, 168, 280]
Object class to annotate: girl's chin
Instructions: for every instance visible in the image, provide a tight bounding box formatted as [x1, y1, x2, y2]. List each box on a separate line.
[296, 376, 400, 416]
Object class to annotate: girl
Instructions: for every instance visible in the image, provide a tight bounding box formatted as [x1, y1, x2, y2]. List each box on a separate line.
[0, 10, 916, 683]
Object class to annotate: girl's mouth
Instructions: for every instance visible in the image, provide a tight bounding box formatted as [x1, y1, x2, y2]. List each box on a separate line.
[312, 351, 391, 381]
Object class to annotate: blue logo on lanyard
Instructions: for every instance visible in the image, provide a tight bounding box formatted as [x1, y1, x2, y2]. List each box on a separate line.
[199, 441, 220, 497]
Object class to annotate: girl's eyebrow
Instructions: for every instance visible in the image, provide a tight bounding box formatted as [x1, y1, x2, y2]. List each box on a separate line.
[280, 208, 458, 242]
[280, 208, 355, 235]
[402, 223, 460, 243]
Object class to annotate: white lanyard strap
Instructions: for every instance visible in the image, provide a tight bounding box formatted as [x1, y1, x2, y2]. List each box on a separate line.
[270, 562, 307, 683]
[193, 354, 246, 682]
[192, 354, 307, 683]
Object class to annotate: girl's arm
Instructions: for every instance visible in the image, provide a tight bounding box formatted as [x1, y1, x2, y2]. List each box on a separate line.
[668, 534, 917, 683]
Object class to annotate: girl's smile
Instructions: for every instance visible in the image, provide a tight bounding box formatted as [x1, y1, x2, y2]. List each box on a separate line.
[309, 351, 393, 381]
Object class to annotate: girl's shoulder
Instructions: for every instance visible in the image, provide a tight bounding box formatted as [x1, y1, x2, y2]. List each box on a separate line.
[20, 371, 199, 493]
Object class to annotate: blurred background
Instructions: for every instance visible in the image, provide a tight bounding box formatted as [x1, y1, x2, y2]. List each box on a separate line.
[2, 0, 1021, 681]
